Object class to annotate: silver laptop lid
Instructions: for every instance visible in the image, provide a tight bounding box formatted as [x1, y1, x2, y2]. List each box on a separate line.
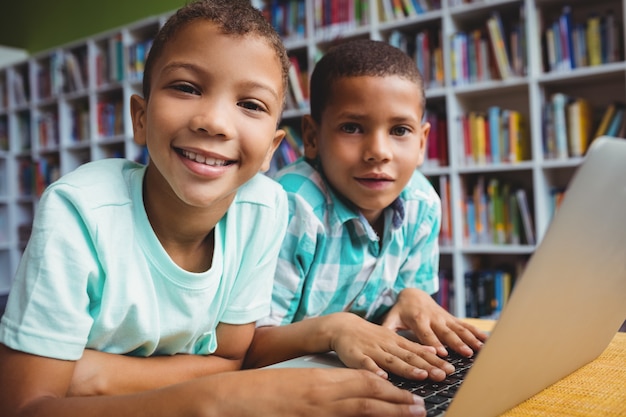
[446, 136, 626, 416]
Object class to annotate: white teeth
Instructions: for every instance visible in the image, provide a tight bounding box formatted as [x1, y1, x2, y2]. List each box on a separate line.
[182, 150, 227, 166]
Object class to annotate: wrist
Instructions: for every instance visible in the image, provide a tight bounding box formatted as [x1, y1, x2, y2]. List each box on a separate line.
[318, 312, 357, 352]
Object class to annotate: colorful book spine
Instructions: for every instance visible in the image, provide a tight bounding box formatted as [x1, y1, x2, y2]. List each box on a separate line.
[551, 93, 569, 159]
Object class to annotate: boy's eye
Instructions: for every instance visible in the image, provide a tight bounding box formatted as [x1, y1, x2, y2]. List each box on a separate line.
[238, 101, 266, 112]
[340, 123, 362, 134]
[171, 83, 200, 95]
[391, 126, 410, 136]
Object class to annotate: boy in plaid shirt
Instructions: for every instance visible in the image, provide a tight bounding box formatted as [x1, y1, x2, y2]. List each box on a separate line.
[247, 40, 487, 382]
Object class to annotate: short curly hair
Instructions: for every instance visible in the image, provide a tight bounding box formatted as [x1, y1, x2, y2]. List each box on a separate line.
[309, 39, 425, 123]
[142, 0, 290, 102]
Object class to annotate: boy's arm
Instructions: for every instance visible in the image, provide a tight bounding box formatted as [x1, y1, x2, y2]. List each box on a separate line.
[0, 343, 426, 417]
[69, 322, 254, 396]
[245, 312, 454, 381]
[381, 186, 486, 356]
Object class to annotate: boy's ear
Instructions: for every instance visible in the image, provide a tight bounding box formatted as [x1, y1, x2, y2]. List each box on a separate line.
[416, 121, 431, 167]
[259, 128, 286, 172]
[131, 94, 147, 146]
[301, 115, 319, 159]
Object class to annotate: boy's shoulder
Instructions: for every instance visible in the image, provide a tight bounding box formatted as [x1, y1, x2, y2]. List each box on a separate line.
[275, 158, 322, 192]
[41, 158, 145, 213]
[49, 158, 142, 196]
[236, 172, 287, 209]
[401, 169, 439, 203]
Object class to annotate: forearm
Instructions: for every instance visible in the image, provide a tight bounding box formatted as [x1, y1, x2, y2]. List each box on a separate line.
[11, 375, 230, 417]
[73, 351, 242, 396]
[244, 313, 350, 368]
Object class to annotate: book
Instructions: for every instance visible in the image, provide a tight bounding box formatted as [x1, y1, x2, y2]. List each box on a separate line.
[64, 51, 85, 92]
[544, 26, 557, 72]
[287, 56, 308, 109]
[475, 112, 487, 165]
[594, 103, 618, 138]
[488, 178, 505, 244]
[486, 11, 512, 79]
[379, 0, 395, 21]
[605, 107, 625, 137]
[586, 14, 602, 66]
[516, 188, 535, 245]
[281, 125, 304, 157]
[508, 110, 522, 162]
[551, 92, 570, 159]
[474, 176, 489, 244]
[558, 6, 575, 70]
[566, 97, 593, 157]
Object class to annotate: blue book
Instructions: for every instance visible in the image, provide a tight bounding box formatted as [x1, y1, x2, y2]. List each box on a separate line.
[411, 0, 423, 14]
[466, 199, 477, 244]
[606, 107, 625, 137]
[494, 271, 503, 316]
[488, 106, 501, 163]
[559, 6, 576, 69]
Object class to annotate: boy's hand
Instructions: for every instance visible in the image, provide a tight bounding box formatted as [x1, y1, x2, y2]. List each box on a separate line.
[326, 312, 455, 381]
[206, 367, 427, 417]
[380, 288, 488, 357]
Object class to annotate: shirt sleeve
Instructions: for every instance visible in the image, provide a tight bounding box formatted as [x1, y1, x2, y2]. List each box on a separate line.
[256, 193, 318, 327]
[0, 184, 98, 360]
[396, 191, 442, 297]
[219, 179, 290, 325]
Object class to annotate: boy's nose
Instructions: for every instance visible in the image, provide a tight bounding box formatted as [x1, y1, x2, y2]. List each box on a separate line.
[364, 132, 393, 162]
[189, 100, 235, 139]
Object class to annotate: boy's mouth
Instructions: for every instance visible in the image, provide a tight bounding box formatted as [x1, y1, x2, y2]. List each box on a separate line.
[356, 173, 394, 182]
[179, 149, 235, 167]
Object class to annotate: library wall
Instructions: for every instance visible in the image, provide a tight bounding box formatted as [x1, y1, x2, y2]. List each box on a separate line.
[0, 0, 185, 53]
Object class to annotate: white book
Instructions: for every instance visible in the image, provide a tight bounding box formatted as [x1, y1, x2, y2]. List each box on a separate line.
[516, 188, 535, 245]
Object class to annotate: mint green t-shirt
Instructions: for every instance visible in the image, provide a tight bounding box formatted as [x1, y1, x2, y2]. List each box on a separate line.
[0, 159, 287, 360]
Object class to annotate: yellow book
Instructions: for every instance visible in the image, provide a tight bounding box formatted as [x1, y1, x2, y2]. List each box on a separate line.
[567, 98, 593, 156]
[508, 110, 520, 162]
[586, 15, 602, 66]
[486, 14, 511, 79]
[469, 111, 478, 164]
[517, 113, 529, 161]
[594, 103, 616, 138]
[475, 113, 487, 165]
[434, 47, 444, 86]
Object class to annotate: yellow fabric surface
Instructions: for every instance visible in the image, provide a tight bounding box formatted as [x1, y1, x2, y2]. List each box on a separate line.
[464, 319, 626, 417]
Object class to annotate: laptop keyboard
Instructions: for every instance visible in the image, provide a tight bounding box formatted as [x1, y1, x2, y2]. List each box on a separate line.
[388, 351, 476, 417]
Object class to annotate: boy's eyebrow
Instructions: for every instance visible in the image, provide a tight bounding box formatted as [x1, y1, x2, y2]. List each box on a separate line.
[337, 111, 420, 124]
[162, 61, 280, 101]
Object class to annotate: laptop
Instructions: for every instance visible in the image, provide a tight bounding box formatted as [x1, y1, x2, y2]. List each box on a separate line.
[268, 136, 626, 417]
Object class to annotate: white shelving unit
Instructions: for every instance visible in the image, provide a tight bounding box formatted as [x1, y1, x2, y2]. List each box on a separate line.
[0, 0, 624, 318]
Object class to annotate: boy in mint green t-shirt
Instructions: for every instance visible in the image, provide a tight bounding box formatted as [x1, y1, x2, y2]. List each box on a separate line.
[0, 3, 427, 417]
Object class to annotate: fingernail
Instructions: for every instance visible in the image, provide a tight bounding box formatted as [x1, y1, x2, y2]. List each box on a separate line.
[412, 394, 424, 405]
[445, 363, 455, 373]
[409, 404, 426, 416]
[412, 368, 427, 378]
[432, 368, 446, 379]
[376, 369, 388, 379]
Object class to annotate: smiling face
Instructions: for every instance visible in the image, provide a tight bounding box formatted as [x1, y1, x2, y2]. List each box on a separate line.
[303, 75, 429, 226]
[131, 20, 285, 213]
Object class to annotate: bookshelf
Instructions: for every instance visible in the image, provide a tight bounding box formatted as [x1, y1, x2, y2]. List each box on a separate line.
[0, 0, 624, 319]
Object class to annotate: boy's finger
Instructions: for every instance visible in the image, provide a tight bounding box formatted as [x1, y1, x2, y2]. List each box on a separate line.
[329, 397, 427, 417]
[380, 348, 453, 381]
